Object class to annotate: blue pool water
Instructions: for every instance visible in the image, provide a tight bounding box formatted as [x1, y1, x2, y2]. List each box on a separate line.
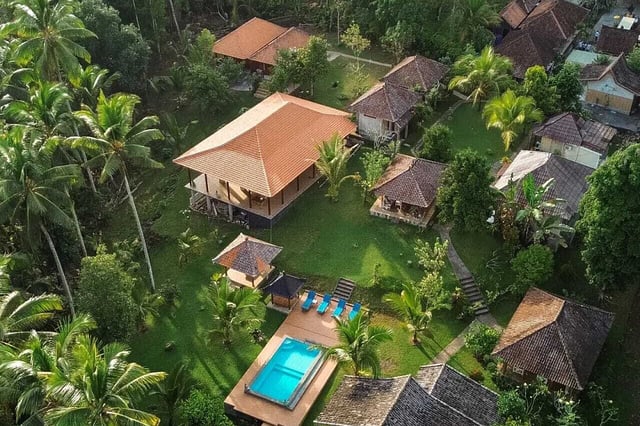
[248, 337, 322, 408]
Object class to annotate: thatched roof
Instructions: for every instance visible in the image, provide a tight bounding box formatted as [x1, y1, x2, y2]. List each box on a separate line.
[212, 233, 282, 277]
[493, 288, 614, 390]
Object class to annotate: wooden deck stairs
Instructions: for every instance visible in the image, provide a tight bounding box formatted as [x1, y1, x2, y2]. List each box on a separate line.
[333, 278, 356, 301]
[254, 81, 271, 99]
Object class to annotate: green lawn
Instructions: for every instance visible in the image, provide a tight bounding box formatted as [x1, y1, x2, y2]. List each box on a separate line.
[447, 347, 497, 391]
[311, 57, 390, 109]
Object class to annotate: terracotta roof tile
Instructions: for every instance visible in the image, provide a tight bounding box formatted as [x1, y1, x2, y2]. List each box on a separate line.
[596, 25, 640, 55]
[213, 17, 287, 61]
[581, 53, 640, 95]
[533, 112, 617, 153]
[249, 27, 310, 66]
[500, 0, 540, 29]
[493, 288, 614, 390]
[349, 82, 422, 127]
[212, 233, 282, 277]
[382, 55, 449, 91]
[174, 93, 356, 197]
[372, 154, 446, 208]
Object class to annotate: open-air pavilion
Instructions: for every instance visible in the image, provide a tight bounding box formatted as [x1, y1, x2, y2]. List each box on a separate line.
[173, 92, 357, 228]
[261, 272, 306, 311]
[212, 233, 282, 288]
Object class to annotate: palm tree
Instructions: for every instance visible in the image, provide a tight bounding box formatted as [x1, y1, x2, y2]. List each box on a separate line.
[454, 0, 501, 43]
[0, 314, 96, 423]
[315, 133, 358, 202]
[448, 46, 513, 106]
[482, 90, 543, 151]
[0, 128, 82, 316]
[151, 362, 194, 426]
[44, 335, 165, 425]
[0, 0, 96, 81]
[69, 65, 120, 110]
[516, 174, 566, 243]
[385, 283, 432, 344]
[208, 275, 263, 346]
[70, 92, 164, 291]
[0, 291, 62, 343]
[323, 313, 392, 377]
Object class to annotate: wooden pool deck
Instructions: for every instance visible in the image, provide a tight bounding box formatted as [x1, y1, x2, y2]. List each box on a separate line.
[224, 292, 340, 426]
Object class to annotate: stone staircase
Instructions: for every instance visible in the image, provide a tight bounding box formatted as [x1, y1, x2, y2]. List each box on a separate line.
[254, 81, 271, 99]
[459, 275, 489, 316]
[333, 278, 356, 301]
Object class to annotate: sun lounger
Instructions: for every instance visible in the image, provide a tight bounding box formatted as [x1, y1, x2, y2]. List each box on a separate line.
[332, 299, 346, 317]
[301, 291, 316, 312]
[317, 294, 332, 314]
[348, 302, 362, 321]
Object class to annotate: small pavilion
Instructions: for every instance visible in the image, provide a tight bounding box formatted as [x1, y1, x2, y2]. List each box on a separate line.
[261, 273, 306, 310]
[213, 234, 282, 288]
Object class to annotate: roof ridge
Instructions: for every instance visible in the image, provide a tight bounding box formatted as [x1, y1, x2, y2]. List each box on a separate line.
[549, 9, 567, 39]
[380, 375, 413, 425]
[409, 159, 432, 206]
[417, 380, 484, 426]
[549, 320, 582, 389]
[249, 26, 302, 60]
[382, 83, 397, 121]
[438, 364, 500, 397]
[494, 320, 557, 354]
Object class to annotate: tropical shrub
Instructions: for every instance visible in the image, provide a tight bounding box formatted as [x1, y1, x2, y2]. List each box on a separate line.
[420, 123, 453, 162]
[464, 322, 501, 359]
[510, 245, 554, 295]
[179, 389, 233, 426]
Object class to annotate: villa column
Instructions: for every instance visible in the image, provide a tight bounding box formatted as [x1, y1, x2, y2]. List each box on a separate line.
[187, 169, 193, 188]
[267, 197, 271, 216]
[312, 164, 316, 178]
[226, 181, 231, 201]
[248, 190, 252, 208]
[296, 176, 300, 191]
[281, 191, 284, 205]
[204, 174, 210, 194]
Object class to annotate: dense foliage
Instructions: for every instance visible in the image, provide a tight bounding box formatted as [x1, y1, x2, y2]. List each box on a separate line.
[420, 123, 453, 162]
[464, 322, 500, 359]
[179, 389, 233, 426]
[510, 245, 554, 295]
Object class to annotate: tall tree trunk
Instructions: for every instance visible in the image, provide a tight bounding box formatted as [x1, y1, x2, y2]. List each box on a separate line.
[123, 172, 156, 291]
[68, 192, 88, 258]
[80, 151, 97, 193]
[41, 224, 75, 317]
[167, 0, 181, 36]
[132, 0, 142, 31]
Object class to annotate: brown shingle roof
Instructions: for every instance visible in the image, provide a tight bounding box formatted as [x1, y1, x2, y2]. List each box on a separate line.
[415, 364, 500, 425]
[493, 150, 594, 220]
[581, 54, 640, 95]
[349, 82, 421, 127]
[315, 373, 494, 426]
[382, 55, 449, 91]
[533, 112, 617, 154]
[249, 27, 310, 66]
[173, 93, 356, 197]
[372, 154, 446, 208]
[496, 0, 588, 78]
[212, 233, 282, 277]
[492, 288, 614, 390]
[213, 17, 287, 61]
[500, 0, 541, 29]
[596, 25, 640, 55]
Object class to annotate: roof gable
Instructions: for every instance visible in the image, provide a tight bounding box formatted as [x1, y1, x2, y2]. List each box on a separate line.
[500, 0, 540, 29]
[372, 154, 446, 208]
[213, 17, 287, 60]
[493, 288, 614, 390]
[249, 27, 310, 66]
[350, 82, 422, 125]
[382, 55, 449, 91]
[580, 54, 640, 95]
[596, 25, 640, 55]
[174, 93, 356, 196]
[533, 113, 616, 153]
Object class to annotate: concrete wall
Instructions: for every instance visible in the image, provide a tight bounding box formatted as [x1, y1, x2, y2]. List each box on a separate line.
[540, 137, 602, 168]
[356, 113, 384, 140]
[585, 75, 636, 114]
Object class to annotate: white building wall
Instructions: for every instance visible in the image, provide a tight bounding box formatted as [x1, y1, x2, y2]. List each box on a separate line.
[357, 113, 384, 140]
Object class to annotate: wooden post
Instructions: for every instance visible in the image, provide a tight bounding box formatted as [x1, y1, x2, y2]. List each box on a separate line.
[296, 176, 300, 191]
[226, 181, 231, 201]
[187, 169, 193, 188]
[312, 164, 315, 178]
[204, 174, 209, 194]
[249, 190, 252, 209]
[267, 197, 271, 216]
[281, 191, 284, 205]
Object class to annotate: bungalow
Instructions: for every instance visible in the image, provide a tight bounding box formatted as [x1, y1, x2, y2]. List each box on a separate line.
[496, 0, 588, 78]
[212, 17, 310, 73]
[173, 92, 356, 228]
[494, 150, 593, 222]
[492, 287, 614, 393]
[580, 53, 640, 115]
[532, 112, 617, 168]
[596, 25, 640, 56]
[349, 55, 448, 141]
[370, 154, 446, 228]
[315, 363, 500, 425]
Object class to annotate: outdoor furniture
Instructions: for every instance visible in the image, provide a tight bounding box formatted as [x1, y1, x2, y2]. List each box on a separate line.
[348, 303, 362, 321]
[317, 294, 332, 314]
[301, 290, 316, 312]
[332, 299, 346, 318]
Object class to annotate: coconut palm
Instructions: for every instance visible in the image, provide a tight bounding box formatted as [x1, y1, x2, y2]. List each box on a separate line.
[0, 291, 62, 343]
[323, 313, 392, 377]
[208, 276, 263, 346]
[315, 133, 358, 202]
[385, 283, 432, 344]
[454, 0, 501, 43]
[0, 314, 96, 423]
[0, 128, 82, 316]
[448, 46, 513, 106]
[69, 92, 164, 291]
[151, 362, 194, 426]
[69, 65, 120, 110]
[482, 90, 543, 151]
[44, 335, 165, 425]
[0, 0, 96, 81]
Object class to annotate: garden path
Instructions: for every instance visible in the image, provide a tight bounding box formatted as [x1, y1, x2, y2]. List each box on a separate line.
[327, 51, 393, 67]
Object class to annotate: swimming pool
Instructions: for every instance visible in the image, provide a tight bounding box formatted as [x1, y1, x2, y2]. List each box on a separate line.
[247, 337, 323, 409]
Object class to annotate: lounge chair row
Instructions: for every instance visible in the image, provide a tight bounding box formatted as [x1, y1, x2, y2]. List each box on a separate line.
[300, 291, 361, 320]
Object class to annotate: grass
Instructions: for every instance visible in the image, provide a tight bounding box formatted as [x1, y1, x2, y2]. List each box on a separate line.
[310, 57, 390, 109]
[324, 33, 396, 65]
[447, 347, 497, 391]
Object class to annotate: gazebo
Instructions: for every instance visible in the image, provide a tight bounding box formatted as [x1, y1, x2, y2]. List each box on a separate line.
[213, 234, 282, 288]
[261, 273, 306, 310]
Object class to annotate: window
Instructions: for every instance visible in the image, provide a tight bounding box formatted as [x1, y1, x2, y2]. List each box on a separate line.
[513, 366, 525, 375]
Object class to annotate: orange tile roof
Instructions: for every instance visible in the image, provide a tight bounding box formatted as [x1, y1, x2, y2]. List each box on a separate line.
[213, 17, 287, 60]
[250, 27, 310, 66]
[173, 93, 356, 197]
